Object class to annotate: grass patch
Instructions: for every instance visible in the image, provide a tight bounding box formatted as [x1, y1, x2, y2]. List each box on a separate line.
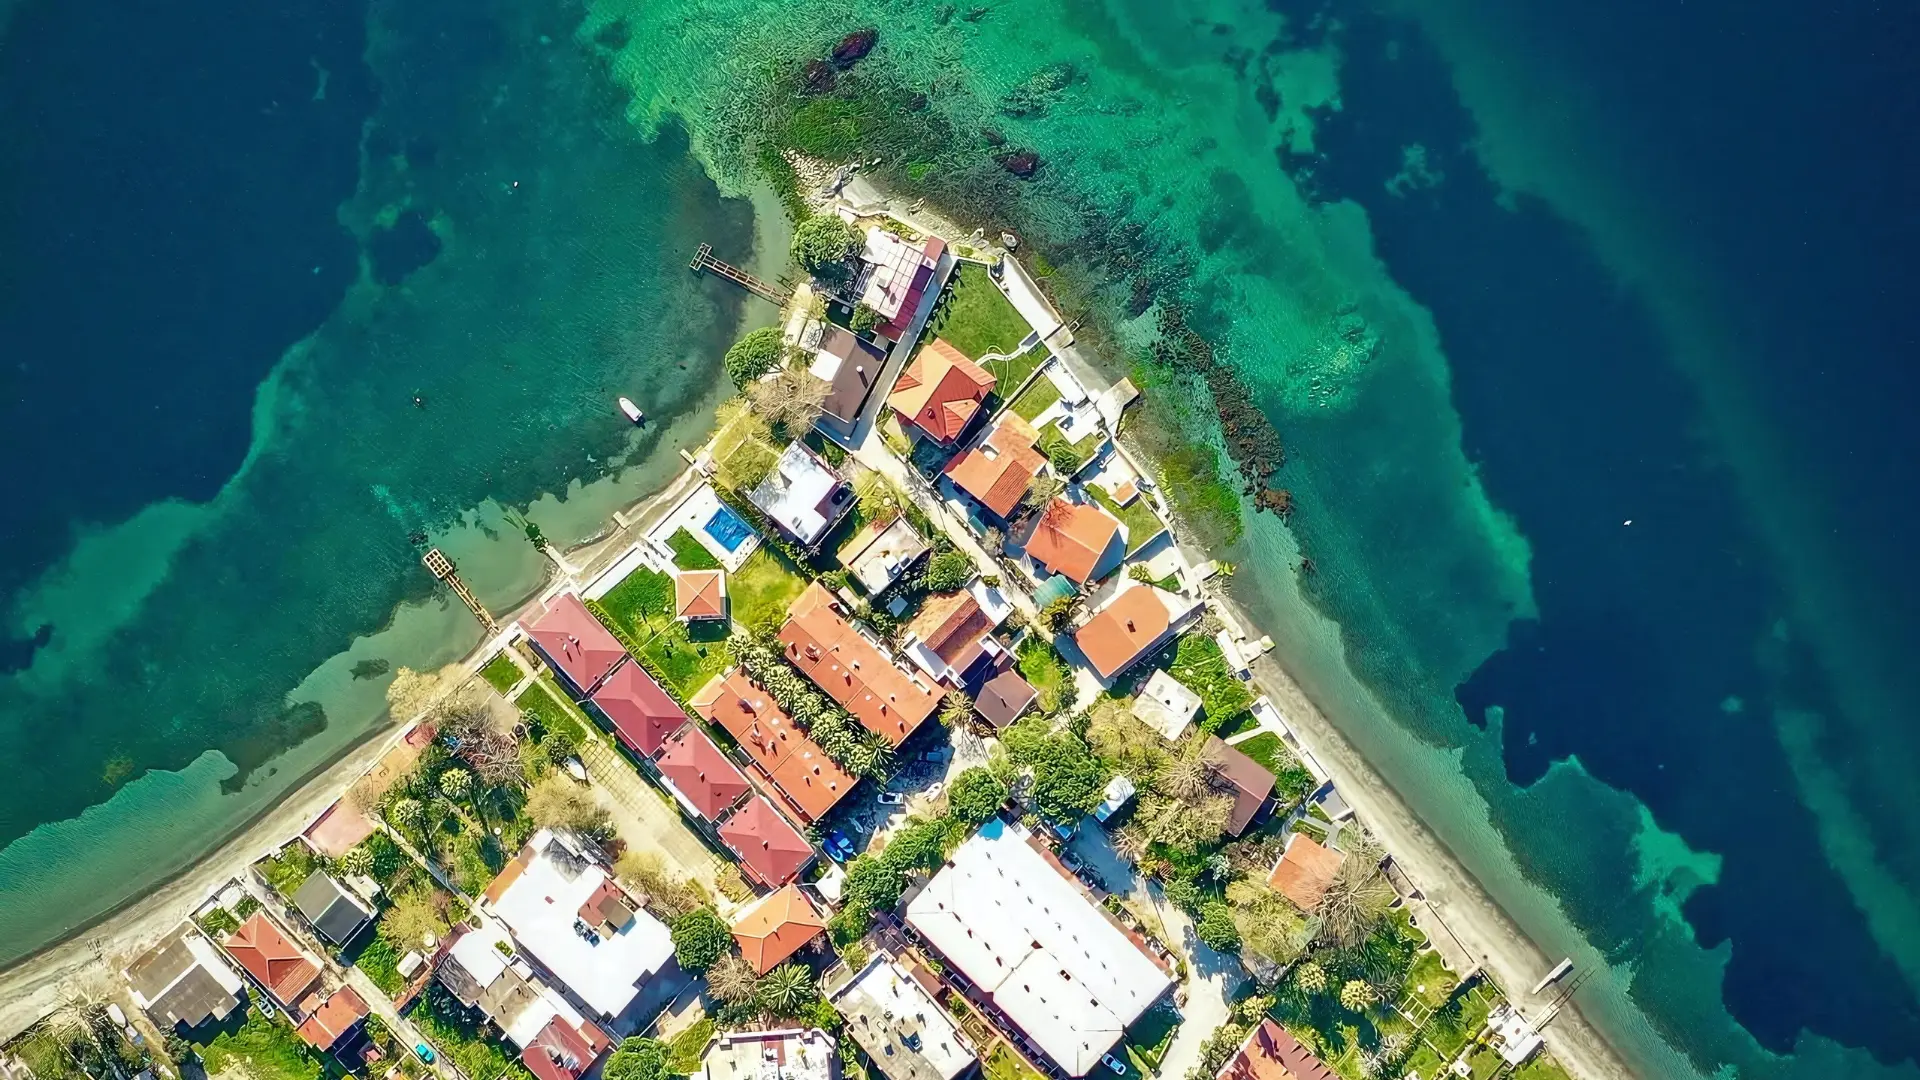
[1167, 634, 1254, 727]
[1036, 419, 1103, 476]
[982, 1043, 1047, 1080]
[598, 564, 675, 635]
[412, 985, 533, 1080]
[1290, 818, 1329, 844]
[195, 1006, 328, 1080]
[641, 620, 733, 701]
[667, 527, 722, 571]
[347, 930, 407, 997]
[925, 263, 1034, 362]
[1009, 373, 1061, 422]
[514, 679, 592, 745]
[665, 1019, 717, 1074]
[1231, 731, 1318, 805]
[1089, 484, 1167, 555]
[1016, 636, 1076, 714]
[731, 547, 810, 632]
[479, 652, 522, 695]
[431, 815, 508, 895]
[257, 843, 319, 901]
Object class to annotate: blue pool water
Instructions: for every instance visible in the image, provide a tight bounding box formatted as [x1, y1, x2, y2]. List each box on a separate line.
[704, 505, 754, 553]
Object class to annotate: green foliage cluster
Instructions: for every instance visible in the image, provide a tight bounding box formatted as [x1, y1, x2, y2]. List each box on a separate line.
[791, 215, 864, 272]
[195, 1006, 327, 1080]
[1000, 716, 1109, 824]
[1168, 634, 1254, 729]
[1195, 902, 1242, 953]
[725, 327, 785, 387]
[670, 908, 733, 972]
[1015, 636, 1075, 714]
[830, 816, 965, 943]
[197, 907, 240, 938]
[849, 303, 880, 334]
[946, 767, 1008, 825]
[728, 633, 893, 779]
[257, 842, 319, 900]
[605, 1038, 668, 1080]
[921, 550, 974, 593]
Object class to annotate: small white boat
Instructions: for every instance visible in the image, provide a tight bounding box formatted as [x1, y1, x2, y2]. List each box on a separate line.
[618, 396, 644, 424]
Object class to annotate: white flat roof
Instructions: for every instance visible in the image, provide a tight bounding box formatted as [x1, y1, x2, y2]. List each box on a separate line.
[751, 442, 848, 544]
[1136, 671, 1201, 742]
[832, 957, 975, 1080]
[903, 820, 1171, 1076]
[491, 831, 673, 1019]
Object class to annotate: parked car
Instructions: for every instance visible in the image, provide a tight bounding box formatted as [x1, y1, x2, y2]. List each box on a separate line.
[824, 831, 856, 861]
[877, 791, 906, 805]
[415, 1044, 437, 1064]
[1101, 1054, 1129, 1075]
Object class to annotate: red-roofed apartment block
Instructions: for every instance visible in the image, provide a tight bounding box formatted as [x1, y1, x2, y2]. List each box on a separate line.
[589, 661, 688, 758]
[779, 583, 940, 746]
[653, 724, 751, 821]
[720, 796, 816, 888]
[691, 671, 856, 823]
[526, 592, 627, 696]
[888, 340, 995, 446]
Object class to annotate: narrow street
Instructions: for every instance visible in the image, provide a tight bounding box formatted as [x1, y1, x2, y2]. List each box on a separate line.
[576, 739, 729, 902]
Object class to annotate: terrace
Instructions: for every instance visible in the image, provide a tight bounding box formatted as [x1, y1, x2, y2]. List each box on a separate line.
[644, 482, 761, 573]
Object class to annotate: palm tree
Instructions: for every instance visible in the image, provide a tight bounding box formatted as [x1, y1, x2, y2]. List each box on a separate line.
[757, 963, 816, 1017]
[439, 768, 473, 802]
[1112, 825, 1153, 865]
[1338, 979, 1377, 1013]
[1315, 856, 1393, 948]
[706, 954, 758, 1006]
[940, 691, 974, 728]
[858, 729, 895, 778]
[1292, 961, 1327, 995]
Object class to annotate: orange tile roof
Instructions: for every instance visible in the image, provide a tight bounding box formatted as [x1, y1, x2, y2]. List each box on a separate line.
[1074, 586, 1172, 679]
[719, 797, 815, 888]
[1024, 498, 1121, 585]
[730, 884, 828, 974]
[943, 415, 1045, 518]
[295, 987, 369, 1050]
[674, 570, 727, 621]
[655, 724, 752, 821]
[888, 339, 995, 445]
[779, 583, 940, 746]
[224, 912, 319, 1007]
[691, 671, 855, 822]
[1218, 1020, 1336, 1080]
[1266, 833, 1345, 913]
[906, 591, 992, 672]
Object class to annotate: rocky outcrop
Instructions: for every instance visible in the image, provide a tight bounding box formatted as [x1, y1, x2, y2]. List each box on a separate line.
[802, 59, 837, 94]
[996, 149, 1041, 178]
[833, 29, 878, 67]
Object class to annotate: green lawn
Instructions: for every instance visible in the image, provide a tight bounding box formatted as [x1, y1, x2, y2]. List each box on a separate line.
[1016, 636, 1076, 714]
[667, 527, 722, 571]
[195, 1006, 327, 1080]
[1037, 419, 1104, 475]
[257, 844, 319, 901]
[665, 1019, 717, 1074]
[1009, 373, 1061, 423]
[641, 619, 732, 700]
[982, 1043, 1048, 1080]
[1231, 731, 1319, 804]
[731, 547, 810, 631]
[1167, 634, 1254, 725]
[514, 679, 592, 745]
[479, 652, 523, 695]
[925, 263, 1034, 362]
[346, 931, 407, 997]
[1089, 484, 1167, 555]
[1233, 733, 1287, 773]
[598, 564, 675, 635]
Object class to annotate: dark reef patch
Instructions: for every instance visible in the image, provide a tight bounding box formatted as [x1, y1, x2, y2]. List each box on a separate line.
[369, 209, 443, 286]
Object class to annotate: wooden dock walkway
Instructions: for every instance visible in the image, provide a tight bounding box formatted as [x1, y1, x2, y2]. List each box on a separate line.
[690, 243, 791, 305]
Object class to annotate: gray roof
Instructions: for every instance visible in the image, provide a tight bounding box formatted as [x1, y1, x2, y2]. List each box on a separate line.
[124, 926, 240, 1029]
[293, 872, 374, 944]
[975, 669, 1037, 729]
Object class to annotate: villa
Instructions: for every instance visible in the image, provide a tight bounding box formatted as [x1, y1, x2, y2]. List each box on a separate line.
[1215, 1020, 1335, 1080]
[1021, 498, 1123, 587]
[291, 871, 374, 946]
[222, 911, 320, 1011]
[828, 953, 977, 1080]
[750, 441, 856, 547]
[295, 987, 370, 1054]
[674, 569, 728, 623]
[1267, 833, 1345, 913]
[655, 723, 753, 822]
[439, 918, 614, 1079]
[1073, 584, 1179, 682]
[719, 795, 816, 888]
[701, 1028, 838, 1080]
[899, 580, 1012, 687]
[589, 660, 690, 759]
[942, 414, 1045, 523]
[887, 340, 994, 447]
[839, 513, 930, 595]
[806, 322, 889, 432]
[730, 883, 828, 973]
[855, 227, 947, 342]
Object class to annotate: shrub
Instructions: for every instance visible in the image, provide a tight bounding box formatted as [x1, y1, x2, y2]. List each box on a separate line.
[849, 303, 880, 333]
[946, 767, 1007, 825]
[1048, 441, 1082, 475]
[540, 731, 577, 767]
[921, 550, 973, 593]
[1292, 961, 1326, 994]
[439, 768, 473, 802]
[1195, 902, 1241, 952]
[724, 327, 785, 387]
[605, 1038, 667, 1080]
[790, 215, 863, 272]
[337, 846, 374, 878]
[1338, 979, 1377, 1012]
[670, 908, 733, 972]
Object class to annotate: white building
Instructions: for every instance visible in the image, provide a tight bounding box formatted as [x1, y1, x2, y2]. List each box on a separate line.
[441, 920, 606, 1055]
[1134, 670, 1202, 742]
[830, 955, 976, 1080]
[903, 820, 1174, 1076]
[750, 442, 855, 546]
[701, 1028, 837, 1080]
[483, 829, 674, 1022]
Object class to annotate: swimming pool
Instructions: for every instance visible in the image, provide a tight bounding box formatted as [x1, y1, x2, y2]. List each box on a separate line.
[703, 504, 754, 553]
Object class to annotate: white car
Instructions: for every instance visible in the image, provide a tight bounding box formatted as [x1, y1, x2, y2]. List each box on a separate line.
[877, 791, 906, 805]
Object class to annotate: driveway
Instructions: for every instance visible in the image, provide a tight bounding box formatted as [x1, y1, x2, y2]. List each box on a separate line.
[577, 739, 729, 903]
[341, 964, 462, 1080]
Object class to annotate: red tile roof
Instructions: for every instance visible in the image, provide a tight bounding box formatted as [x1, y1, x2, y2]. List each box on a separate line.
[1218, 1020, 1336, 1080]
[522, 1016, 603, 1080]
[295, 987, 368, 1051]
[730, 884, 828, 974]
[223, 912, 319, 1007]
[1024, 499, 1121, 585]
[654, 724, 751, 821]
[888, 340, 995, 445]
[674, 570, 727, 621]
[527, 593, 627, 694]
[590, 661, 688, 758]
[906, 591, 993, 677]
[1074, 586, 1173, 680]
[943, 415, 1045, 518]
[720, 797, 815, 888]
[1266, 833, 1345, 913]
[1208, 735, 1277, 837]
[691, 671, 855, 822]
[779, 583, 940, 746]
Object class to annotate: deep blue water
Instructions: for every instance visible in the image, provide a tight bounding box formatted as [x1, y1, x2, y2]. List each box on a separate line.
[1277, 0, 1920, 1067]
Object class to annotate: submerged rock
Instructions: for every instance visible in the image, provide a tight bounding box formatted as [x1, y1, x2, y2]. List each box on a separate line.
[802, 59, 837, 94]
[997, 149, 1041, 178]
[833, 28, 878, 68]
[981, 127, 1007, 147]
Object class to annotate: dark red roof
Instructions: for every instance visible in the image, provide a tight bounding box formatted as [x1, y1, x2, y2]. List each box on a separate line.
[654, 724, 751, 821]
[590, 661, 688, 758]
[223, 912, 319, 1007]
[522, 1017, 600, 1080]
[295, 987, 369, 1051]
[527, 593, 627, 694]
[719, 796, 815, 887]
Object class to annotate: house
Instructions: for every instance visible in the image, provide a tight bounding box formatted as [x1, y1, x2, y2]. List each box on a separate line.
[439, 920, 613, 1077]
[839, 513, 930, 595]
[526, 592, 628, 696]
[1208, 736, 1277, 837]
[590, 661, 690, 759]
[899, 580, 1012, 687]
[291, 871, 374, 946]
[903, 819, 1173, 1076]
[124, 924, 246, 1029]
[1073, 585, 1176, 682]
[828, 954, 976, 1080]
[1266, 834, 1345, 913]
[750, 442, 856, 547]
[692, 671, 856, 823]
[807, 323, 888, 429]
[887, 340, 994, 446]
[702, 1028, 838, 1080]
[731, 884, 828, 974]
[719, 796, 816, 888]
[655, 724, 753, 821]
[857, 228, 947, 341]
[779, 583, 941, 746]
[1215, 1019, 1335, 1080]
[295, 987, 370, 1053]
[1133, 670, 1201, 741]
[482, 829, 673, 1022]
[974, 668, 1038, 730]
[222, 912, 320, 1010]
[1487, 1004, 1547, 1066]
[943, 414, 1045, 522]
[1023, 499, 1123, 587]
[675, 569, 728, 623]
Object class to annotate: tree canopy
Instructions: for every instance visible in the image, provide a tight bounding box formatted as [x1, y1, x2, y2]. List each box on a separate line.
[790, 215, 864, 272]
[670, 908, 733, 972]
[1001, 717, 1109, 823]
[605, 1038, 667, 1080]
[724, 327, 785, 387]
[945, 767, 1007, 826]
[921, 550, 974, 593]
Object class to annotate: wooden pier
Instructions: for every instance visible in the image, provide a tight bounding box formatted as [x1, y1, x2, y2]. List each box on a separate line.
[690, 243, 791, 305]
[423, 547, 500, 638]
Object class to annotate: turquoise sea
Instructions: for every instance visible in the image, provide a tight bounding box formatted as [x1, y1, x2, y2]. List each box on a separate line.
[5, 1, 1919, 1077]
